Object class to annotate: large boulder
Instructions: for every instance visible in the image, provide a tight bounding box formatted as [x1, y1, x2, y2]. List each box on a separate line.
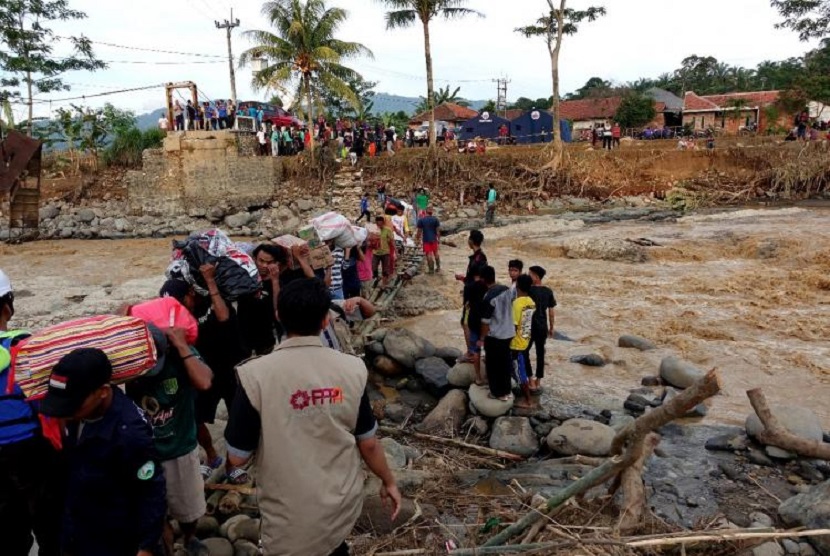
[659, 356, 704, 389]
[384, 329, 436, 369]
[563, 237, 647, 263]
[618, 335, 657, 351]
[569, 353, 606, 367]
[746, 406, 824, 460]
[546, 419, 616, 456]
[489, 416, 538, 457]
[76, 208, 96, 223]
[381, 437, 408, 469]
[225, 212, 252, 229]
[357, 496, 417, 535]
[447, 363, 476, 388]
[417, 389, 467, 436]
[373, 355, 407, 377]
[435, 346, 463, 366]
[779, 480, 830, 555]
[233, 540, 260, 556]
[468, 383, 513, 418]
[230, 518, 260, 544]
[414, 357, 451, 397]
[202, 538, 233, 556]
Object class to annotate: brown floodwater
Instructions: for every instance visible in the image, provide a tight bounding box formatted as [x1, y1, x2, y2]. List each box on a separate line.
[396, 207, 830, 429]
[2, 207, 828, 429]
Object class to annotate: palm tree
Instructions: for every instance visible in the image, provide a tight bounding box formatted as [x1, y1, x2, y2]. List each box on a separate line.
[240, 0, 373, 156]
[378, 0, 483, 149]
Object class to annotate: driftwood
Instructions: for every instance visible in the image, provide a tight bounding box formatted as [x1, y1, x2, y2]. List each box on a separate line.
[477, 369, 723, 549]
[616, 432, 660, 533]
[626, 528, 830, 548]
[481, 457, 622, 547]
[205, 490, 224, 516]
[612, 368, 722, 456]
[747, 388, 830, 461]
[380, 426, 524, 461]
[204, 483, 256, 496]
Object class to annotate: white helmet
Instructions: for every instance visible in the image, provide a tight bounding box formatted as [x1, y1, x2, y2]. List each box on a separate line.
[0, 270, 11, 298]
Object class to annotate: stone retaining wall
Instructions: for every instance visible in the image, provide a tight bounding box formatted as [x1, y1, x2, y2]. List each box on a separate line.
[126, 131, 284, 216]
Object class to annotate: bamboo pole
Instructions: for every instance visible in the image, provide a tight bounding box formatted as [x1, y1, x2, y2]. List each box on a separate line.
[747, 388, 830, 460]
[626, 528, 830, 548]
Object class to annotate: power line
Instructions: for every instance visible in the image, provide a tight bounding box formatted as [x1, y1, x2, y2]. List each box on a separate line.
[55, 36, 225, 59]
[0, 51, 225, 65]
[30, 83, 165, 103]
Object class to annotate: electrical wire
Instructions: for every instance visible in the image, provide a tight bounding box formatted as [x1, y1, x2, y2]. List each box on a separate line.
[29, 83, 165, 103]
[55, 36, 225, 59]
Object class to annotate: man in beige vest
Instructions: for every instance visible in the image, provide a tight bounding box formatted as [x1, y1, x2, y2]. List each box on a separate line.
[225, 278, 401, 556]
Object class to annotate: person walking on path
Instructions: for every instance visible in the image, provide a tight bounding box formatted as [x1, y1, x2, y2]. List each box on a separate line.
[225, 279, 401, 556]
[356, 193, 371, 224]
[416, 207, 441, 274]
[485, 185, 497, 225]
[40, 349, 167, 556]
[527, 265, 557, 393]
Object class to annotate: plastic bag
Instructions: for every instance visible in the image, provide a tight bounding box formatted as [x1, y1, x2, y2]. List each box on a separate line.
[171, 228, 261, 301]
[129, 297, 199, 345]
[311, 212, 362, 248]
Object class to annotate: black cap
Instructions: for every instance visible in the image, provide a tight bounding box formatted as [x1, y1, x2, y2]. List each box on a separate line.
[40, 348, 113, 418]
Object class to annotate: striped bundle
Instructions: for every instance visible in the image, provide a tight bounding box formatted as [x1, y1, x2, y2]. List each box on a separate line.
[13, 315, 158, 400]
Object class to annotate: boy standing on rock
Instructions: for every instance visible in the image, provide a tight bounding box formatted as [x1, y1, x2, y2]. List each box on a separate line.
[527, 265, 557, 393]
[508, 259, 524, 300]
[456, 230, 487, 359]
[511, 275, 536, 409]
[479, 266, 514, 401]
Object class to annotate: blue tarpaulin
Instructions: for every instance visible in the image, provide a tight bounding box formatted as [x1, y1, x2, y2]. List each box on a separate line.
[459, 111, 511, 141]
[510, 110, 571, 143]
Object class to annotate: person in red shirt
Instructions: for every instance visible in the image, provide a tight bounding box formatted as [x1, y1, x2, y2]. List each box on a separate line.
[611, 122, 621, 148]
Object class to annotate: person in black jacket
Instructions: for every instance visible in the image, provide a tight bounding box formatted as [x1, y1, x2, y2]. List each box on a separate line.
[41, 348, 166, 556]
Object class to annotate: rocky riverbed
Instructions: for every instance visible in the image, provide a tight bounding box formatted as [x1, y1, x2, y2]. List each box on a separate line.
[6, 205, 830, 555]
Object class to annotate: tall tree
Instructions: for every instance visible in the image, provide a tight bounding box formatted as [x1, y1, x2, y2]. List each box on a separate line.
[0, 0, 105, 136]
[772, 0, 830, 41]
[240, 0, 372, 156]
[378, 0, 483, 149]
[614, 93, 656, 129]
[516, 1, 605, 165]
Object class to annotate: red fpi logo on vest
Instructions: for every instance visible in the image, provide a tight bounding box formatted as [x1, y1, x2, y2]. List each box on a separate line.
[290, 388, 344, 411]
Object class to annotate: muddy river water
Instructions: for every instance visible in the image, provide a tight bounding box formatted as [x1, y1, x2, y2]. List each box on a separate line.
[2, 207, 828, 429]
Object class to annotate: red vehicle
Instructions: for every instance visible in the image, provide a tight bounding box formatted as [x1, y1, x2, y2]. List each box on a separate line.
[240, 100, 304, 128]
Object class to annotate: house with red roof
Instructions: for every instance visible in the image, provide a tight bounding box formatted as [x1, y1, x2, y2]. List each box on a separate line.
[407, 102, 479, 129]
[682, 91, 790, 134]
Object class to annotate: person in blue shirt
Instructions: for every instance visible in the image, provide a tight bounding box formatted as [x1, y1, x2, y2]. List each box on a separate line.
[41, 348, 167, 556]
[416, 207, 441, 274]
[217, 101, 228, 129]
[247, 104, 258, 120]
[0, 269, 62, 556]
[356, 193, 371, 223]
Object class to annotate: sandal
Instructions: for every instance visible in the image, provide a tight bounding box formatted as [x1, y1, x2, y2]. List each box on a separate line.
[226, 467, 251, 485]
[200, 456, 223, 481]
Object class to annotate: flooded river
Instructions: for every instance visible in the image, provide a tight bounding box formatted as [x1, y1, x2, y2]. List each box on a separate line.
[2, 207, 828, 428]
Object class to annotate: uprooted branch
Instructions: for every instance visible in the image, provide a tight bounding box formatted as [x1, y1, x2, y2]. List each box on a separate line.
[747, 388, 830, 461]
[476, 369, 723, 549]
[615, 432, 661, 533]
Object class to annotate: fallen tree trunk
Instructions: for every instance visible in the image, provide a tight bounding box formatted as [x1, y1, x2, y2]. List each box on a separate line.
[611, 368, 721, 456]
[616, 432, 660, 533]
[747, 388, 830, 461]
[479, 369, 723, 548]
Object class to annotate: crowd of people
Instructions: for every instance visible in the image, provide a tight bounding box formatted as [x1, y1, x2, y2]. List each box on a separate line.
[453, 231, 557, 410]
[0, 220, 410, 556]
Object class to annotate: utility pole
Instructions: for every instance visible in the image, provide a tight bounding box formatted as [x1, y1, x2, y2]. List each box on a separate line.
[494, 77, 510, 117]
[215, 8, 240, 113]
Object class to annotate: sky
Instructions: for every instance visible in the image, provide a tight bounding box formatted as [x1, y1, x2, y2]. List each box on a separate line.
[11, 0, 819, 121]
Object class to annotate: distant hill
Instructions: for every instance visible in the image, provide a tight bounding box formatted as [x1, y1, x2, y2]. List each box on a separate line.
[134, 94, 489, 128]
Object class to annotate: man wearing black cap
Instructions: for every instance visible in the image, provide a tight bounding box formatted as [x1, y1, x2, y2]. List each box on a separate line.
[41, 348, 166, 556]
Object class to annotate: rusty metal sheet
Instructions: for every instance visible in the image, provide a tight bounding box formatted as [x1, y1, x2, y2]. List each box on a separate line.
[0, 130, 42, 193]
